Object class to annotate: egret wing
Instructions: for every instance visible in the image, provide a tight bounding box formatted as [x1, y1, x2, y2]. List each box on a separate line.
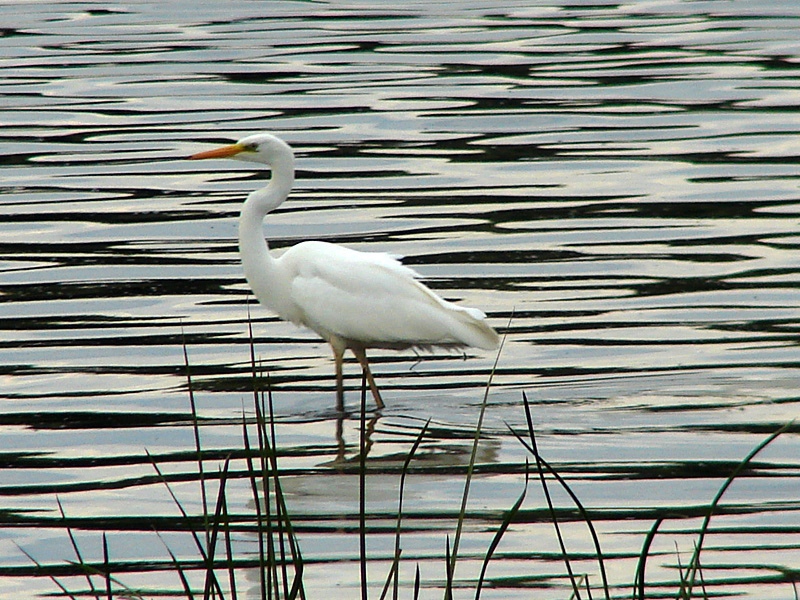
[283, 241, 497, 349]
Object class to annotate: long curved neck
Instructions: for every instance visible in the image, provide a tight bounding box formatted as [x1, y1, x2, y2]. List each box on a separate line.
[238, 147, 295, 309]
[240, 146, 295, 234]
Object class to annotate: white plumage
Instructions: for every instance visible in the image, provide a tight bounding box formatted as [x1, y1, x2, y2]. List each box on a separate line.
[190, 133, 498, 409]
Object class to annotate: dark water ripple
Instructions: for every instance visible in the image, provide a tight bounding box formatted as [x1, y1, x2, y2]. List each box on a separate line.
[1, 1, 799, 597]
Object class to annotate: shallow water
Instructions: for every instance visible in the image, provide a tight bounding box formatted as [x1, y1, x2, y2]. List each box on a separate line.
[1, 1, 800, 597]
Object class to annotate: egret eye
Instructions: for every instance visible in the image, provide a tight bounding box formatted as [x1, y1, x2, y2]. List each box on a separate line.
[241, 142, 259, 152]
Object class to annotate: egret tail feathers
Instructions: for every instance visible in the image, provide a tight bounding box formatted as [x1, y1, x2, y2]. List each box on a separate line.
[450, 305, 500, 350]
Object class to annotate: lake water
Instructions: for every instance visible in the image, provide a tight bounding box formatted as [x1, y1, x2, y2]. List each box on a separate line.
[1, 1, 799, 598]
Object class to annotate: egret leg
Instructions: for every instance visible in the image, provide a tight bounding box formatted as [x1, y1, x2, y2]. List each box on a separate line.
[351, 346, 385, 410]
[331, 344, 345, 413]
[334, 411, 345, 463]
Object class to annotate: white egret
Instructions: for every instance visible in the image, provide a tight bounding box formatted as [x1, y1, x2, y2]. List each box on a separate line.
[189, 133, 498, 409]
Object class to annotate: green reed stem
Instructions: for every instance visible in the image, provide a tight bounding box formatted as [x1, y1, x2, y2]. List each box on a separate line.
[449, 328, 507, 577]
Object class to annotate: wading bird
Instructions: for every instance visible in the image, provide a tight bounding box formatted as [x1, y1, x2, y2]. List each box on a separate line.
[190, 133, 498, 410]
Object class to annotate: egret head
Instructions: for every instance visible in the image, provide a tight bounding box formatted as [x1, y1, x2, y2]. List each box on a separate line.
[189, 132, 293, 165]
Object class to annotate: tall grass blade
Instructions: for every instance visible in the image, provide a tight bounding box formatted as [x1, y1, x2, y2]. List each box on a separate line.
[183, 336, 210, 547]
[156, 531, 196, 600]
[246, 312, 305, 600]
[263, 386, 306, 600]
[246, 308, 274, 600]
[358, 371, 369, 600]
[202, 458, 231, 600]
[474, 462, 529, 600]
[261, 391, 291, 600]
[268, 384, 292, 599]
[514, 392, 582, 599]
[534, 456, 581, 600]
[15, 542, 80, 600]
[512, 391, 615, 599]
[359, 372, 369, 600]
[248, 314, 284, 600]
[256, 390, 283, 600]
[56, 496, 100, 599]
[379, 551, 401, 600]
[387, 419, 430, 600]
[222, 487, 238, 600]
[632, 517, 664, 600]
[242, 408, 270, 600]
[146, 451, 224, 598]
[679, 421, 793, 598]
[583, 575, 594, 600]
[692, 541, 708, 599]
[449, 328, 507, 576]
[444, 536, 454, 600]
[102, 533, 111, 600]
[64, 562, 143, 599]
[674, 542, 685, 598]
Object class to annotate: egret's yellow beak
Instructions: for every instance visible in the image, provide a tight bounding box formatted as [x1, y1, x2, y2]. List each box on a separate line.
[189, 143, 247, 160]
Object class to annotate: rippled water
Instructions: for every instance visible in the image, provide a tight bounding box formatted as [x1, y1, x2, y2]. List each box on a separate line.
[2, 1, 800, 598]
